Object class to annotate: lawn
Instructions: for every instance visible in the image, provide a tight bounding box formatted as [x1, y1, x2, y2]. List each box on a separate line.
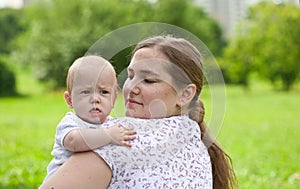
[0, 70, 299, 188]
[218, 85, 300, 189]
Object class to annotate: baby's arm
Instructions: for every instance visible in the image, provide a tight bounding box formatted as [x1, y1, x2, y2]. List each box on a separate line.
[63, 124, 136, 152]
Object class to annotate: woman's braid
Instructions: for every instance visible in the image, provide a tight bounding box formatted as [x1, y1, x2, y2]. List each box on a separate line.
[188, 98, 204, 125]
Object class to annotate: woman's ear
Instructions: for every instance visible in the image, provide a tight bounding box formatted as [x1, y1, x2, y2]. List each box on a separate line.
[179, 84, 197, 107]
[64, 91, 73, 109]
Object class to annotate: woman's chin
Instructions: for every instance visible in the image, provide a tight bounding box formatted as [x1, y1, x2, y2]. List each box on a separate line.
[125, 110, 148, 119]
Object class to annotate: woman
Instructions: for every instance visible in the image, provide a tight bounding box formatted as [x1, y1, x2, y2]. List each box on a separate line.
[39, 35, 236, 189]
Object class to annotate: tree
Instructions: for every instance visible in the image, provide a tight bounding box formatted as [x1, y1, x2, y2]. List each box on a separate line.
[153, 0, 226, 56]
[222, 2, 300, 90]
[220, 37, 253, 87]
[0, 9, 23, 96]
[182, 3, 226, 56]
[0, 8, 25, 54]
[12, 0, 225, 89]
[12, 0, 153, 88]
[0, 56, 17, 96]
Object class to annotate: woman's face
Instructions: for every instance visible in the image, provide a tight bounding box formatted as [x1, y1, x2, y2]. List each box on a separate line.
[123, 47, 182, 119]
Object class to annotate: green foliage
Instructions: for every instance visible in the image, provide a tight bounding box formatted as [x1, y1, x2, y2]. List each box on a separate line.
[220, 37, 253, 87]
[182, 4, 226, 56]
[0, 57, 17, 96]
[12, 0, 225, 89]
[150, 0, 226, 56]
[0, 8, 25, 54]
[222, 2, 300, 90]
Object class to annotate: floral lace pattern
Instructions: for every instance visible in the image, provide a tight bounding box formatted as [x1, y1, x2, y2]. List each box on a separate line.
[94, 115, 212, 188]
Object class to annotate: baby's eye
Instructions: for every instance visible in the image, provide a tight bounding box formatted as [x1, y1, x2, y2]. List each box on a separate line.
[80, 90, 90, 94]
[100, 90, 109, 95]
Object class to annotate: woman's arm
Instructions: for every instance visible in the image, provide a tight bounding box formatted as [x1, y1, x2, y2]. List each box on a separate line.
[39, 151, 112, 189]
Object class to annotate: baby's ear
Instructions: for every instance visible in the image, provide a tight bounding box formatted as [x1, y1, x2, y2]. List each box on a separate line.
[111, 90, 118, 107]
[179, 84, 197, 106]
[64, 91, 73, 109]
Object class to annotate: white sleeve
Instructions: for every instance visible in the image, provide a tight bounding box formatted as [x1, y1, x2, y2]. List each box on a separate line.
[55, 112, 80, 148]
[45, 112, 80, 180]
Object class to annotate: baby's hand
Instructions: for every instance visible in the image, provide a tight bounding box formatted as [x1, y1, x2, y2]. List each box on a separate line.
[105, 124, 137, 147]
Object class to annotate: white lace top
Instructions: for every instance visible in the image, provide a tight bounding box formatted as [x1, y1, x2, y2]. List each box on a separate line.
[94, 115, 212, 189]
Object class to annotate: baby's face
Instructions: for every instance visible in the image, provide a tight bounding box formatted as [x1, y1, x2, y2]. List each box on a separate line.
[71, 61, 117, 124]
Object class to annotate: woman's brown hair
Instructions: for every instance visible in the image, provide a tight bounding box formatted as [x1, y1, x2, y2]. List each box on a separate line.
[133, 35, 237, 189]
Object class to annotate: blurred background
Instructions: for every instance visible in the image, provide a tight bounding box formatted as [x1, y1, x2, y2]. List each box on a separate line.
[0, 0, 299, 188]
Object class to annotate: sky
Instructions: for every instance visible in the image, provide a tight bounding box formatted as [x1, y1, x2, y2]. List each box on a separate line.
[0, 0, 4, 8]
[0, 0, 23, 9]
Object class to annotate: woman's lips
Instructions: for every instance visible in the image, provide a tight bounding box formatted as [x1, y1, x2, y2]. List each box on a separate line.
[127, 99, 143, 106]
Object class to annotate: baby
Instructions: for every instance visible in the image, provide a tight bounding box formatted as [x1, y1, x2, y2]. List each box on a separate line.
[43, 55, 136, 181]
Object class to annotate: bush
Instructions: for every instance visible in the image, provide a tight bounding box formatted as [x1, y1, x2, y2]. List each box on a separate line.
[0, 8, 25, 54]
[0, 58, 17, 96]
[14, 0, 225, 89]
[222, 2, 300, 91]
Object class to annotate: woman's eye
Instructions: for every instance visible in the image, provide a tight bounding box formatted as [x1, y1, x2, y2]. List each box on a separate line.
[144, 79, 156, 84]
[127, 74, 133, 80]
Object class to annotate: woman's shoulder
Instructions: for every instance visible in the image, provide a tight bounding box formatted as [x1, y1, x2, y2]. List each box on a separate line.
[105, 115, 193, 123]
[100, 115, 197, 131]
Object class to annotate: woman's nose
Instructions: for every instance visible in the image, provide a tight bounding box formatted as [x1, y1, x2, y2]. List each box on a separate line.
[124, 78, 141, 95]
[130, 85, 140, 94]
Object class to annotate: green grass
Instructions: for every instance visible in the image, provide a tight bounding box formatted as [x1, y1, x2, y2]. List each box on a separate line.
[218, 85, 300, 189]
[0, 94, 68, 189]
[0, 70, 300, 188]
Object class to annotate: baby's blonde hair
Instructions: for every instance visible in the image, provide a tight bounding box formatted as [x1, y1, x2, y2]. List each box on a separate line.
[66, 55, 117, 94]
